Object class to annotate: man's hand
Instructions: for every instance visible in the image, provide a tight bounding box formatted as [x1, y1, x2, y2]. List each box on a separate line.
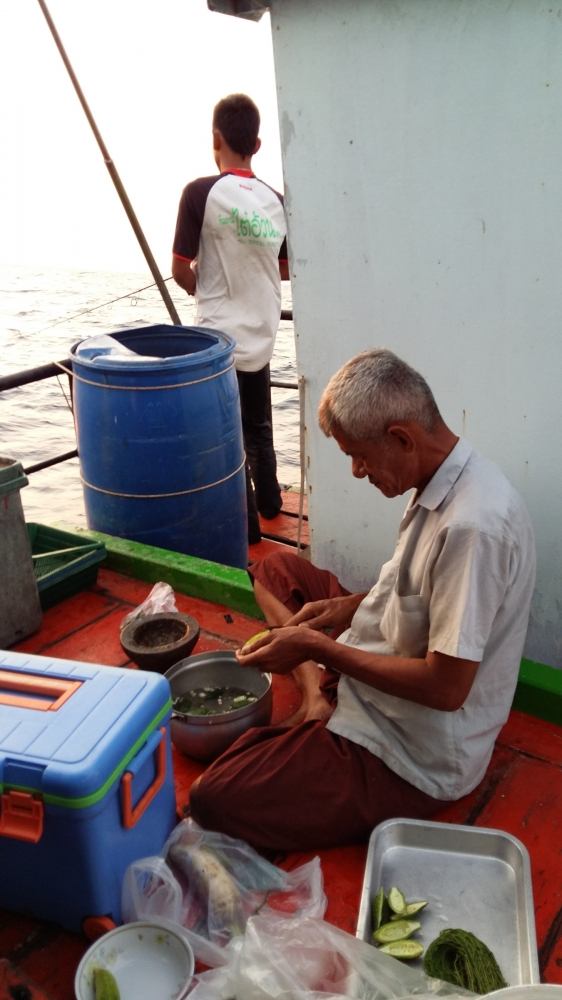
[236, 625, 326, 674]
[236, 619, 479, 711]
[287, 593, 366, 636]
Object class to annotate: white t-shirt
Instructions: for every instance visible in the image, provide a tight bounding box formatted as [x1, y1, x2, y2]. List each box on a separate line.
[173, 170, 287, 373]
[326, 438, 536, 800]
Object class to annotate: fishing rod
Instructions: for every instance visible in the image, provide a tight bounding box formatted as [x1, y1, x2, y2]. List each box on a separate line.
[36, 0, 182, 327]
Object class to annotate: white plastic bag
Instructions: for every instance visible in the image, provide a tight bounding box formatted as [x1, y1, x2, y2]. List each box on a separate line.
[187, 912, 477, 1000]
[75, 334, 160, 363]
[121, 819, 326, 967]
[121, 581, 178, 629]
[165, 819, 326, 945]
[121, 856, 183, 926]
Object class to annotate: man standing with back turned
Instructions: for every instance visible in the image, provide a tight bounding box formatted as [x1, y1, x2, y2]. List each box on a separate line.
[172, 93, 289, 545]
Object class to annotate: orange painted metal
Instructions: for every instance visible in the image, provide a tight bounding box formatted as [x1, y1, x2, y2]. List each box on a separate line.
[3, 549, 561, 996]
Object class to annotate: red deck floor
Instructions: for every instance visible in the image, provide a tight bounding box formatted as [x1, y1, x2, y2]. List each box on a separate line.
[2, 540, 562, 997]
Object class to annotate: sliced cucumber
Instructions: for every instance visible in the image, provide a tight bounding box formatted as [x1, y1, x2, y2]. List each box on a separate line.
[373, 918, 421, 944]
[379, 939, 424, 960]
[372, 886, 389, 931]
[93, 967, 121, 1000]
[387, 885, 407, 915]
[390, 900, 428, 918]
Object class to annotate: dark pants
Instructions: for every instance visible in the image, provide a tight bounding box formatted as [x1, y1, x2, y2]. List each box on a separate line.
[237, 366, 282, 541]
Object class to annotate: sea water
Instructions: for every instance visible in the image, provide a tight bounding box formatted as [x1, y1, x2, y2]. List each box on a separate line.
[0, 264, 299, 528]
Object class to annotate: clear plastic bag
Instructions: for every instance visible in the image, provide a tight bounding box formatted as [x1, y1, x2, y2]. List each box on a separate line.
[121, 856, 183, 926]
[121, 581, 178, 629]
[187, 911, 477, 1000]
[121, 819, 326, 967]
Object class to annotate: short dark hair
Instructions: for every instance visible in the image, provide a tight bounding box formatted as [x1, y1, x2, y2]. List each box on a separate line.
[212, 94, 260, 157]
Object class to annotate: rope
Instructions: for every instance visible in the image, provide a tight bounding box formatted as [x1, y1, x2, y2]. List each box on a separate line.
[54, 359, 234, 391]
[22, 278, 176, 340]
[80, 457, 246, 499]
[10, 275, 180, 412]
[55, 371, 74, 414]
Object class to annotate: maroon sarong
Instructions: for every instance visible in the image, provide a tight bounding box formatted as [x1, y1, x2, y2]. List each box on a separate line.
[190, 722, 447, 853]
[249, 549, 350, 614]
[190, 551, 448, 852]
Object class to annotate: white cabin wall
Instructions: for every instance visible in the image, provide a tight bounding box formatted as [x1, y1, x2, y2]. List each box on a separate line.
[269, 0, 562, 668]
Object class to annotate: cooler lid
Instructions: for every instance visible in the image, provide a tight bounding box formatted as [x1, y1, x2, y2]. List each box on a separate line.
[0, 651, 171, 805]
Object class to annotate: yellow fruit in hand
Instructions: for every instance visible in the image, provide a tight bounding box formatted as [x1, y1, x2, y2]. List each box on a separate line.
[240, 629, 270, 652]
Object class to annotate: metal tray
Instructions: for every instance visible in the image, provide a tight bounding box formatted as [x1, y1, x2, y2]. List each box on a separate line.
[356, 818, 539, 985]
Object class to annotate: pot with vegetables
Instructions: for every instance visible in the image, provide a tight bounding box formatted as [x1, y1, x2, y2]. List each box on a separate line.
[165, 650, 272, 761]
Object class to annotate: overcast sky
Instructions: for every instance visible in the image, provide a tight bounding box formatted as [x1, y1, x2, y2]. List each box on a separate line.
[0, 0, 283, 273]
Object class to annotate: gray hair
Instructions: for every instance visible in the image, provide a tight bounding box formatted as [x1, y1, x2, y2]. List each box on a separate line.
[318, 348, 441, 440]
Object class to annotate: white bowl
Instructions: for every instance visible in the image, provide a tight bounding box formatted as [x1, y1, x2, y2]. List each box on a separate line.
[74, 920, 195, 1000]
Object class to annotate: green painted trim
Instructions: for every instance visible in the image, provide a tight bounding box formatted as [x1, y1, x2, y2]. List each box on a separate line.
[513, 658, 562, 725]
[81, 530, 263, 619]
[1, 701, 172, 808]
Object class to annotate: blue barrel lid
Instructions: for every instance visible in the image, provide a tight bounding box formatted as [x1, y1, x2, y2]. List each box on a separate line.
[0, 651, 172, 806]
[0, 457, 28, 497]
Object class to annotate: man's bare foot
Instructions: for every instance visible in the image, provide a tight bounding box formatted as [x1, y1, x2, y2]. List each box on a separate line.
[282, 693, 334, 727]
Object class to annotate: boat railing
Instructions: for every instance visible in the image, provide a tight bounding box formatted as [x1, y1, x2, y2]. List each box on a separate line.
[0, 311, 306, 546]
[0, 360, 78, 474]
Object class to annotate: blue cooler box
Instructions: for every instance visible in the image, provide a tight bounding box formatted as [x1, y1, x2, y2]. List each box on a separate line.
[0, 650, 177, 934]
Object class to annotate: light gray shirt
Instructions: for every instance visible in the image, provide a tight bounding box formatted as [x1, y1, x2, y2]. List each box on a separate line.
[326, 438, 536, 800]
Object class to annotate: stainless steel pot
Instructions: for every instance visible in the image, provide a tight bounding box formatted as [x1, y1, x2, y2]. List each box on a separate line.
[165, 650, 272, 761]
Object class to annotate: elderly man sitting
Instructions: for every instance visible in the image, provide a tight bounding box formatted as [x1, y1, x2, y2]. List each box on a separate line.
[190, 348, 536, 852]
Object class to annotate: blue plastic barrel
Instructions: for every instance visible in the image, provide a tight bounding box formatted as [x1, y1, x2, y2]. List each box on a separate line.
[71, 325, 248, 569]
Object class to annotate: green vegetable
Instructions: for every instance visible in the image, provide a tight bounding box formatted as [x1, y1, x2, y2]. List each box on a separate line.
[423, 928, 509, 994]
[93, 967, 120, 1000]
[379, 939, 425, 960]
[232, 694, 257, 706]
[387, 886, 407, 914]
[371, 886, 427, 960]
[391, 900, 428, 918]
[173, 686, 257, 717]
[373, 918, 421, 944]
[372, 886, 390, 931]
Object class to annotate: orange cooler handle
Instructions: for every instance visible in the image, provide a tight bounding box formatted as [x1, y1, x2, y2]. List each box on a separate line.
[0, 670, 81, 711]
[121, 727, 167, 830]
[0, 790, 44, 843]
